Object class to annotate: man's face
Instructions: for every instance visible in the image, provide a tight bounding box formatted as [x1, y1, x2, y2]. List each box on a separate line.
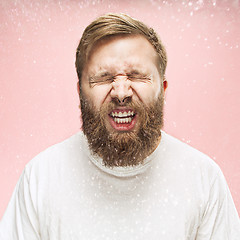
[80, 35, 167, 167]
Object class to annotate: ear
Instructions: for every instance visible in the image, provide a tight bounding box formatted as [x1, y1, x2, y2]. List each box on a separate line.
[163, 78, 168, 93]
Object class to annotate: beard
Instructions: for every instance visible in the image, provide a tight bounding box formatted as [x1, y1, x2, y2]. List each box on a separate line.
[80, 92, 164, 167]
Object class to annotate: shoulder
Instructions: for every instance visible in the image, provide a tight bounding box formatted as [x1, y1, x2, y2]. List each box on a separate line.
[159, 131, 222, 183]
[24, 131, 86, 178]
[161, 132, 219, 167]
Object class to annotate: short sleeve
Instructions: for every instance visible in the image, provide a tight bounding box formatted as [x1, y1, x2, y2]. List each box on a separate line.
[196, 169, 240, 239]
[0, 169, 40, 240]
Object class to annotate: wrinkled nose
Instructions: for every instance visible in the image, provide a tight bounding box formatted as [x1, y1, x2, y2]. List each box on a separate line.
[110, 75, 133, 104]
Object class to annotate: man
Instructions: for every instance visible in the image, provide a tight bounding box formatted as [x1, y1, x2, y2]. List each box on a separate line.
[0, 13, 239, 239]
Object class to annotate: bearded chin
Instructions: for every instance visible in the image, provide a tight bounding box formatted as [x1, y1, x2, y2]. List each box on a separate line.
[80, 93, 164, 167]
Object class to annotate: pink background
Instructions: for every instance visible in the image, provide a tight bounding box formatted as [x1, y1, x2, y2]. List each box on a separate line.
[0, 0, 239, 218]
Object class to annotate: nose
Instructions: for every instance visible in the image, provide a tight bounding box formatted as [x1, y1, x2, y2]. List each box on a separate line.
[110, 75, 133, 104]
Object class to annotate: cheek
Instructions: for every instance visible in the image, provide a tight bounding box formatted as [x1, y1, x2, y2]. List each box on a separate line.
[83, 85, 112, 110]
[132, 82, 161, 104]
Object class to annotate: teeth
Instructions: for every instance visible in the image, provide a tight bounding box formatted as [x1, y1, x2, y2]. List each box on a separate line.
[110, 110, 135, 124]
[113, 117, 133, 124]
[111, 111, 134, 117]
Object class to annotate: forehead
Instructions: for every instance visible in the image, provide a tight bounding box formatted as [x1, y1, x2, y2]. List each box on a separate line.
[85, 35, 159, 75]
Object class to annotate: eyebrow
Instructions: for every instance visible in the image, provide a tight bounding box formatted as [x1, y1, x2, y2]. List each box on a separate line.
[89, 71, 112, 80]
[128, 69, 148, 76]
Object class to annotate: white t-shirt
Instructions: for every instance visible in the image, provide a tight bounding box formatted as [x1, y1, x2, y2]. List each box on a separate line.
[0, 131, 240, 239]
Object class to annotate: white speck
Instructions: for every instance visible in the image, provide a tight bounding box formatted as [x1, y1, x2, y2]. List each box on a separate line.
[33, 60, 36, 64]
[188, 2, 193, 6]
[190, 11, 193, 16]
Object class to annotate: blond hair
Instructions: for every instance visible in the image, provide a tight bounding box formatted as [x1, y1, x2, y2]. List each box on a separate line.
[75, 13, 167, 88]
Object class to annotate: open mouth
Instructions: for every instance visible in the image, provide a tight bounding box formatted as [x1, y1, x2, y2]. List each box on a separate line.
[108, 109, 137, 131]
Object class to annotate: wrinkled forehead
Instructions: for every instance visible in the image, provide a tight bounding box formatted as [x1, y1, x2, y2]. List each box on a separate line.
[87, 34, 158, 62]
[86, 34, 132, 59]
[85, 34, 160, 75]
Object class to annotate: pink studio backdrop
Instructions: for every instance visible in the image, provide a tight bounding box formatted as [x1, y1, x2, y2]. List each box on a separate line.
[0, 0, 240, 218]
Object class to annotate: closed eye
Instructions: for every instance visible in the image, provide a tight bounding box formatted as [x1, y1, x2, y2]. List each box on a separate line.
[89, 76, 114, 87]
[127, 74, 152, 83]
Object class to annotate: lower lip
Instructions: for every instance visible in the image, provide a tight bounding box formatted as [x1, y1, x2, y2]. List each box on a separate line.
[108, 115, 137, 131]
